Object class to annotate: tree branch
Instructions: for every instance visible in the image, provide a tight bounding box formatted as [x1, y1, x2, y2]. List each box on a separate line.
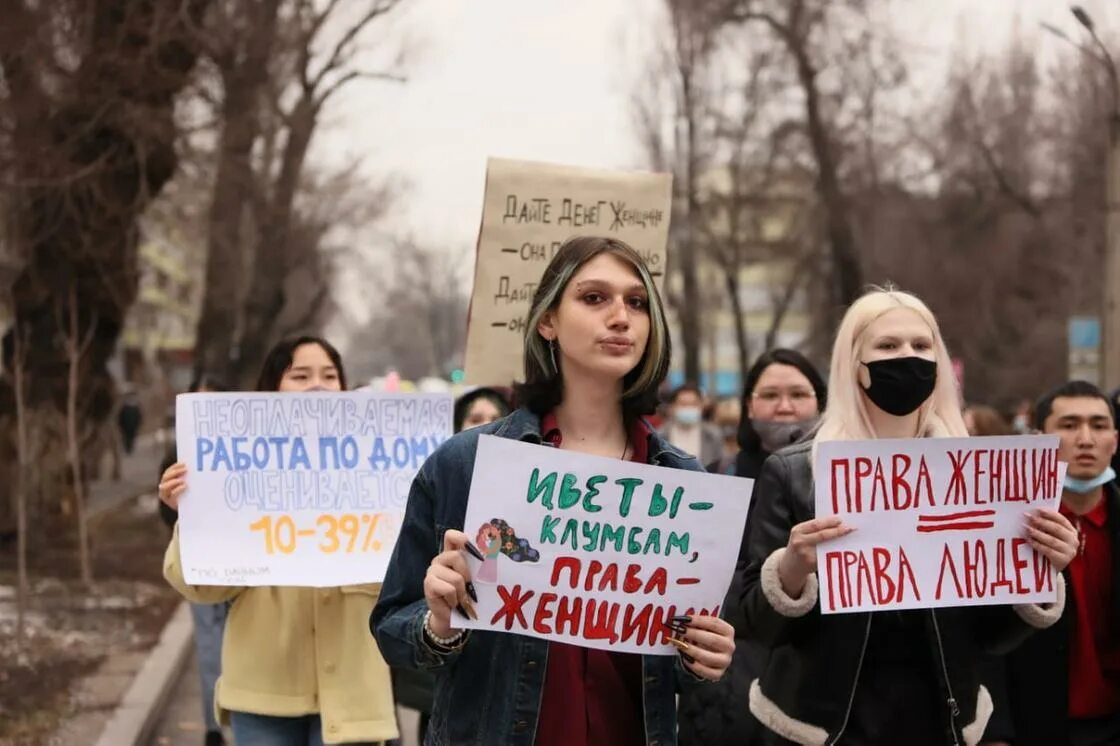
[764, 239, 815, 350]
[315, 68, 406, 107]
[308, 0, 401, 92]
[958, 80, 1043, 219]
[974, 134, 1042, 219]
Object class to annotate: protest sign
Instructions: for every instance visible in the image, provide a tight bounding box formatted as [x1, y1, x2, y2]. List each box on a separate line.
[464, 157, 672, 385]
[452, 435, 751, 655]
[814, 435, 1068, 614]
[176, 392, 452, 587]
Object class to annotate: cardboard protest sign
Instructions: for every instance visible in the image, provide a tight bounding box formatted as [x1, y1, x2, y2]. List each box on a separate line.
[464, 158, 672, 386]
[814, 435, 1068, 614]
[452, 435, 751, 655]
[176, 392, 452, 587]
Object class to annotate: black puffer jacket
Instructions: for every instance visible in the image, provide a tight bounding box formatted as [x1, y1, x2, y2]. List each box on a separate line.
[739, 442, 1066, 745]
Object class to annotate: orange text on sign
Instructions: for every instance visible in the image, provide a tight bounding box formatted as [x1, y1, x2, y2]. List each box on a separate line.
[248, 513, 387, 555]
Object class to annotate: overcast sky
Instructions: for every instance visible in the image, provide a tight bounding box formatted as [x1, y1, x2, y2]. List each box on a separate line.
[317, 0, 1120, 328]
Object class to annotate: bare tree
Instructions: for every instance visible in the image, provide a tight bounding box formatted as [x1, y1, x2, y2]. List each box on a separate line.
[11, 322, 30, 640]
[724, 0, 880, 310]
[694, 35, 818, 379]
[634, 0, 728, 383]
[271, 166, 399, 340]
[637, 1, 824, 380]
[858, 33, 1103, 404]
[232, 0, 407, 386]
[60, 283, 98, 586]
[345, 240, 470, 383]
[0, 0, 213, 538]
[762, 242, 817, 352]
[193, 0, 285, 383]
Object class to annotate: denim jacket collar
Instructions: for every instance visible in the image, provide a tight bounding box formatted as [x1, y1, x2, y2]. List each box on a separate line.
[492, 408, 695, 468]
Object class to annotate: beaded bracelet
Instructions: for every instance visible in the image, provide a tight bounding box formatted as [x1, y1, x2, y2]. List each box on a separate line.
[424, 609, 465, 649]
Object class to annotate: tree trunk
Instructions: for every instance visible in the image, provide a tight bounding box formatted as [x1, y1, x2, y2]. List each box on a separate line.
[65, 288, 94, 587]
[193, 0, 283, 384]
[679, 71, 704, 383]
[724, 269, 750, 385]
[789, 40, 862, 308]
[193, 80, 258, 383]
[13, 327, 29, 641]
[235, 96, 318, 386]
[0, 0, 212, 547]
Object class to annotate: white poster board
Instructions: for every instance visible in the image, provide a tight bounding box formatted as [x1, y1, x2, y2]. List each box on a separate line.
[452, 435, 751, 655]
[175, 392, 452, 586]
[464, 157, 672, 386]
[814, 435, 1067, 614]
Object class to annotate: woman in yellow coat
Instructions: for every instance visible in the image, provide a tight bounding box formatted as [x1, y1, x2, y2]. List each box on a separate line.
[160, 336, 399, 746]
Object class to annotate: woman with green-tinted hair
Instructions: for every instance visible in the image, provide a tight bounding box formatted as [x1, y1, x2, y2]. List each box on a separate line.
[372, 236, 736, 745]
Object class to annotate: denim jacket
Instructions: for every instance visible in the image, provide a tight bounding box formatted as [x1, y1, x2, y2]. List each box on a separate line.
[371, 407, 707, 746]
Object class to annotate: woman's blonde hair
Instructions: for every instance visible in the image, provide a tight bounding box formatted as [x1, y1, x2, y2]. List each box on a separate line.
[815, 288, 967, 445]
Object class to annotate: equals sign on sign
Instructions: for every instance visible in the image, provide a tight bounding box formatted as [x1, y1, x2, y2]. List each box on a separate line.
[916, 509, 996, 533]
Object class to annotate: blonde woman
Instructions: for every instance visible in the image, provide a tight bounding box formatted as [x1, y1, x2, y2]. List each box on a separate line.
[738, 289, 1080, 746]
[372, 237, 736, 746]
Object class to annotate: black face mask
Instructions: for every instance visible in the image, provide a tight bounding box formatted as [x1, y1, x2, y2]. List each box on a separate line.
[860, 357, 937, 416]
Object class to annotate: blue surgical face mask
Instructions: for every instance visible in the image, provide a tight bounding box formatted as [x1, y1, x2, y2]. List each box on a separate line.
[1064, 466, 1117, 494]
[673, 407, 702, 426]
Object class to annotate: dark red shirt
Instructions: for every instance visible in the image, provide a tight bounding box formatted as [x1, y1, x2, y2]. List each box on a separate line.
[533, 412, 648, 746]
[1060, 497, 1120, 719]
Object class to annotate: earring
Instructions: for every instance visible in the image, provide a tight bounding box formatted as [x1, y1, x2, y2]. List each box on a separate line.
[549, 339, 558, 374]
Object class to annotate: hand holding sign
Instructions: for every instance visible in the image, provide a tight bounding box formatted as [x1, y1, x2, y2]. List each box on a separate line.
[159, 462, 188, 511]
[779, 516, 857, 597]
[1023, 509, 1078, 571]
[424, 529, 480, 637]
[668, 615, 736, 681]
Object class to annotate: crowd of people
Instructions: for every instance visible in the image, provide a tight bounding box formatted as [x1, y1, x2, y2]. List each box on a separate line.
[155, 236, 1119, 746]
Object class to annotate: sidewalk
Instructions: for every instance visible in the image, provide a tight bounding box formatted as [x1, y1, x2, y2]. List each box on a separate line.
[88, 430, 170, 522]
[149, 652, 212, 746]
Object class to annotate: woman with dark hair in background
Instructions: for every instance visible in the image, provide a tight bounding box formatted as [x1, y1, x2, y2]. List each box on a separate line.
[453, 387, 511, 432]
[733, 349, 827, 479]
[159, 336, 399, 746]
[678, 348, 826, 746]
